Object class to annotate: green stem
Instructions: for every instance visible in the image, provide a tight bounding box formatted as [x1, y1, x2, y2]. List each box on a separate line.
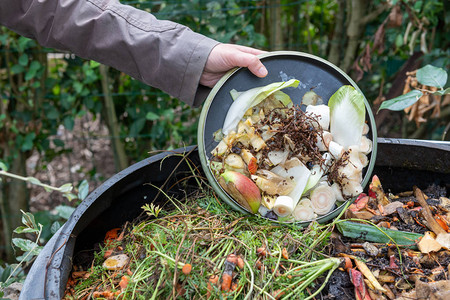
[0, 170, 65, 192]
[150, 251, 185, 268]
[259, 243, 282, 295]
[150, 265, 166, 300]
[243, 257, 254, 300]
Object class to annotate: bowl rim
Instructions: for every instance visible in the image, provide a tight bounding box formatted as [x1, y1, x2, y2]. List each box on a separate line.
[197, 50, 378, 225]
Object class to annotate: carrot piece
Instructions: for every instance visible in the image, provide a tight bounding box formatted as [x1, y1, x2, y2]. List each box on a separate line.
[281, 247, 289, 260]
[119, 276, 129, 289]
[236, 255, 245, 269]
[226, 254, 238, 265]
[272, 289, 285, 299]
[104, 228, 120, 243]
[343, 256, 353, 271]
[256, 246, 267, 257]
[182, 263, 192, 275]
[207, 275, 219, 298]
[221, 273, 233, 292]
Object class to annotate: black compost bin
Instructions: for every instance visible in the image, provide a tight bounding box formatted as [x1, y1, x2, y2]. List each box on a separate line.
[20, 139, 450, 300]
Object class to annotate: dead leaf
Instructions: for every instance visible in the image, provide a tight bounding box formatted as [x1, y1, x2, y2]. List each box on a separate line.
[382, 201, 404, 216]
[373, 24, 386, 54]
[418, 231, 442, 253]
[415, 279, 450, 300]
[387, 5, 403, 28]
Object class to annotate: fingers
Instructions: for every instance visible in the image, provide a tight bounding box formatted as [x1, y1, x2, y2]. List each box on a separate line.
[227, 47, 268, 78]
[201, 43, 268, 87]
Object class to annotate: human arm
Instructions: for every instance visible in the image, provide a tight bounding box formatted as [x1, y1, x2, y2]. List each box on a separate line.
[0, 0, 268, 106]
[0, 0, 220, 106]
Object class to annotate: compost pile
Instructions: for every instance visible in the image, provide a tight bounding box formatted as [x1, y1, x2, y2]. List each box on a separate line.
[63, 174, 450, 300]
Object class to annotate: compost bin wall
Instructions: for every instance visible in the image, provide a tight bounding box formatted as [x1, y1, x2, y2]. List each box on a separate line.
[20, 139, 449, 299]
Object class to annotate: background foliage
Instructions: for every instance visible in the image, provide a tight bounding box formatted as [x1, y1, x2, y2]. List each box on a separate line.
[0, 0, 448, 267]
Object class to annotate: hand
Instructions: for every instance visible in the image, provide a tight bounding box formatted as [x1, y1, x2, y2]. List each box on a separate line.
[200, 43, 268, 88]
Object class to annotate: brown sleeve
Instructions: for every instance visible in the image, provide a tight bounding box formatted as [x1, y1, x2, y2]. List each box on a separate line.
[0, 0, 219, 106]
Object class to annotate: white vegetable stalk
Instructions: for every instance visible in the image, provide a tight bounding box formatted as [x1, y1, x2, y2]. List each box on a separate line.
[310, 184, 337, 215]
[316, 131, 332, 152]
[223, 80, 299, 135]
[273, 195, 297, 217]
[328, 141, 344, 158]
[328, 86, 366, 147]
[306, 105, 330, 131]
[304, 152, 332, 194]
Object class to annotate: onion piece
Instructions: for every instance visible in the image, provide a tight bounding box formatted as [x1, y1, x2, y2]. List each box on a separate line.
[251, 170, 295, 195]
[306, 104, 330, 131]
[310, 184, 336, 215]
[298, 198, 313, 208]
[302, 90, 321, 106]
[267, 150, 289, 166]
[271, 158, 311, 202]
[362, 123, 370, 135]
[341, 178, 363, 197]
[223, 80, 299, 135]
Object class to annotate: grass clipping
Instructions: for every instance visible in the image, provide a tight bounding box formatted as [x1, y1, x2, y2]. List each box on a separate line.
[64, 157, 342, 300]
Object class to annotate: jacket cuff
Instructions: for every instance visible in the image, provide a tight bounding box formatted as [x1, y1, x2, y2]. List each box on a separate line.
[177, 33, 219, 106]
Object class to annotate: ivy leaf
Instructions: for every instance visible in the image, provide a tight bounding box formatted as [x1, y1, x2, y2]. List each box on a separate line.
[146, 111, 159, 121]
[0, 161, 8, 171]
[77, 180, 89, 200]
[416, 65, 447, 89]
[55, 205, 76, 220]
[58, 183, 73, 193]
[14, 226, 39, 234]
[21, 132, 36, 151]
[50, 221, 61, 234]
[18, 54, 29, 66]
[12, 238, 39, 252]
[25, 61, 41, 81]
[378, 90, 423, 112]
[11, 64, 24, 74]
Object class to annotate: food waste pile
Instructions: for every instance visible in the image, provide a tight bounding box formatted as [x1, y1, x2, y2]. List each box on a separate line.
[209, 81, 372, 223]
[63, 175, 450, 300]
